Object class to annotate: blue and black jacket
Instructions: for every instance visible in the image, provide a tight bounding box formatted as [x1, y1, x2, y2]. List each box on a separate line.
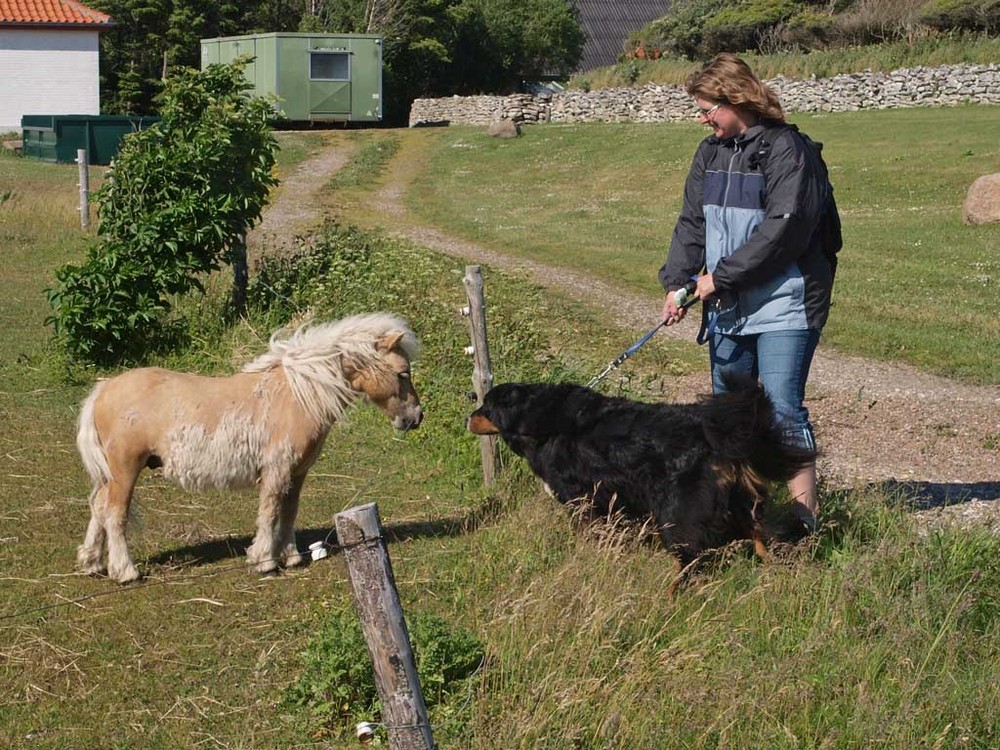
[659, 122, 835, 334]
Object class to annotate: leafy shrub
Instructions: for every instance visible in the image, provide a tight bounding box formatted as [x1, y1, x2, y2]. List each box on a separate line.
[920, 0, 1000, 32]
[284, 607, 484, 726]
[702, 0, 803, 54]
[779, 8, 838, 49]
[46, 59, 277, 366]
[245, 224, 379, 325]
[641, 0, 730, 59]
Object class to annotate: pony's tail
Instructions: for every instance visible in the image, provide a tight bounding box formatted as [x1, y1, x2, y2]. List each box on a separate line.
[77, 382, 111, 487]
[700, 375, 816, 483]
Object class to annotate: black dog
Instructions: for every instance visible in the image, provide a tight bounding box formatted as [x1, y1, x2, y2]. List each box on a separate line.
[468, 378, 815, 585]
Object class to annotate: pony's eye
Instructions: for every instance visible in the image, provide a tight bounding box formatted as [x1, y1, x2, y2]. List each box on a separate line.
[399, 372, 410, 380]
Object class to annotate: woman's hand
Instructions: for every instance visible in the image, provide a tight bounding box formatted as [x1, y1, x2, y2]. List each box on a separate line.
[662, 291, 687, 326]
[695, 272, 716, 301]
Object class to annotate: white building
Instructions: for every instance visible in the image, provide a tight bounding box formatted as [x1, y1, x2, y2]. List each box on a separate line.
[0, 0, 114, 133]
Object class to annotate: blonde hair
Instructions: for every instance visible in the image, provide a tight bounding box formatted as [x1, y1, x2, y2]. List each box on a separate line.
[686, 53, 785, 124]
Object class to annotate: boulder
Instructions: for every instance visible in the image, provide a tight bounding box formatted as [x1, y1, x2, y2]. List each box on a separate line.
[963, 173, 1000, 225]
[487, 118, 520, 139]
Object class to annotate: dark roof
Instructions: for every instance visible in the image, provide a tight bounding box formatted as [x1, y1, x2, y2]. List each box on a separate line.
[575, 0, 670, 72]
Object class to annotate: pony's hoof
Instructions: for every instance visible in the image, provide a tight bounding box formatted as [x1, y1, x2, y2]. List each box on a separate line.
[77, 547, 106, 576]
[253, 559, 279, 575]
[284, 552, 304, 568]
[110, 565, 141, 584]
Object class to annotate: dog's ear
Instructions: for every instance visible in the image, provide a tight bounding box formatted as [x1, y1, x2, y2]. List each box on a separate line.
[477, 382, 568, 437]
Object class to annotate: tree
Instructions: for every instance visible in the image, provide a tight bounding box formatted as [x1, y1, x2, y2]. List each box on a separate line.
[469, 0, 584, 86]
[90, 0, 304, 115]
[314, 0, 583, 122]
[47, 60, 279, 366]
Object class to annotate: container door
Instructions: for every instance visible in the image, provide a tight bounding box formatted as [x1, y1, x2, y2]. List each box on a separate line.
[308, 50, 351, 116]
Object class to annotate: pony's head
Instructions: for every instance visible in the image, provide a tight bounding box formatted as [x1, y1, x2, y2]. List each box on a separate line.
[342, 327, 423, 432]
[244, 313, 423, 431]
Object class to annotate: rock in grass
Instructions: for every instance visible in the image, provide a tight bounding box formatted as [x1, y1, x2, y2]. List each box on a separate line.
[487, 118, 520, 139]
[963, 173, 1000, 225]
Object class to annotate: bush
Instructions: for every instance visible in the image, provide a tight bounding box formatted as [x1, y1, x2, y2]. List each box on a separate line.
[779, 8, 838, 49]
[702, 0, 803, 54]
[46, 59, 278, 366]
[920, 0, 1000, 33]
[641, 0, 730, 59]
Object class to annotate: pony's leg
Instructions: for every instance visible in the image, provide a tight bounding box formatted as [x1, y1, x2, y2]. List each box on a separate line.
[277, 475, 307, 568]
[102, 461, 142, 584]
[247, 474, 289, 574]
[77, 486, 108, 575]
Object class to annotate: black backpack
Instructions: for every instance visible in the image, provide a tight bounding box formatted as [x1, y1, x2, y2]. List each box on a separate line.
[748, 124, 843, 280]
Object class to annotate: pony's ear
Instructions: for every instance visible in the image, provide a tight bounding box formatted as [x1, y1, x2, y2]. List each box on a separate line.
[375, 331, 405, 353]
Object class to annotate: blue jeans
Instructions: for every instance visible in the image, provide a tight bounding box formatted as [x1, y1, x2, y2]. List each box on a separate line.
[709, 329, 821, 451]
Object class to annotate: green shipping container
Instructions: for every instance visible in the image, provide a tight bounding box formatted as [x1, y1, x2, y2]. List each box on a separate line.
[200, 32, 383, 122]
[21, 115, 159, 165]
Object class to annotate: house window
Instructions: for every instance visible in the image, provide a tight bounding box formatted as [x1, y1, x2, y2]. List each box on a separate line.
[310, 52, 350, 81]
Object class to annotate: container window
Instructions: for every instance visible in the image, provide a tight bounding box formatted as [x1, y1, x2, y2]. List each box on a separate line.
[310, 52, 350, 81]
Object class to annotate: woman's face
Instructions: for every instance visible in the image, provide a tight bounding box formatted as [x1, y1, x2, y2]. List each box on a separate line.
[694, 97, 750, 139]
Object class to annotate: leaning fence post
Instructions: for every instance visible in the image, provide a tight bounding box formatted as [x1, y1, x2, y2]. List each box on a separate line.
[462, 265, 499, 487]
[335, 503, 436, 750]
[76, 149, 90, 229]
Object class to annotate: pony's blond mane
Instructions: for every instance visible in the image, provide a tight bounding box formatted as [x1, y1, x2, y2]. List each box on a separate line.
[242, 313, 419, 426]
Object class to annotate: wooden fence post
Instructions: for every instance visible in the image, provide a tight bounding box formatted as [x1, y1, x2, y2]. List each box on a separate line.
[335, 503, 436, 750]
[76, 149, 90, 229]
[462, 265, 499, 487]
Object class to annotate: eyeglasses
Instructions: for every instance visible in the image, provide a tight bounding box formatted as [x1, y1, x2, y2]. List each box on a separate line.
[698, 103, 721, 118]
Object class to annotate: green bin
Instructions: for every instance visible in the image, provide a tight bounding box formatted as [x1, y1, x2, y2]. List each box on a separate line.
[21, 115, 158, 165]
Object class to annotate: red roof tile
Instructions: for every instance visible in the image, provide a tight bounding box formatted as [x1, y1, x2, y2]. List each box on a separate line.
[0, 0, 114, 26]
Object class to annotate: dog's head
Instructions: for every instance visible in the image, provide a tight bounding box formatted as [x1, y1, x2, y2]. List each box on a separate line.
[467, 382, 597, 442]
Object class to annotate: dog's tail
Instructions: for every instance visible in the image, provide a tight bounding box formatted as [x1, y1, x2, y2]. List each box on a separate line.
[700, 375, 817, 485]
[77, 381, 111, 488]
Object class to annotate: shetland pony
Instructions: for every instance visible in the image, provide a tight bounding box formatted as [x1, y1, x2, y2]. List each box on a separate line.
[76, 313, 422, 583]
[468, 378, 815, 592]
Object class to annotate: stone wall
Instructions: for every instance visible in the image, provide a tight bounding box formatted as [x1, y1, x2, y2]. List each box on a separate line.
[408, 64, 1000, 127]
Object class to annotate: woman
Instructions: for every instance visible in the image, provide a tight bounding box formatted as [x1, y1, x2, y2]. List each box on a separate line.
[659, 53, 838, 530]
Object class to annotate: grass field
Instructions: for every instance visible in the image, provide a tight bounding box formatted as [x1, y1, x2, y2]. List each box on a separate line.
[405, 107, 1000, 384]
[1, 106, 999, 749]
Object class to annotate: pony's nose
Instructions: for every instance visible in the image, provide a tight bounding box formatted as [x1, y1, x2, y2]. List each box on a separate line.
[395, 405, 423, 431]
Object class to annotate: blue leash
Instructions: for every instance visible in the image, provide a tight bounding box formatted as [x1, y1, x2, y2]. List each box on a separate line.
[586, 282, 699, 389]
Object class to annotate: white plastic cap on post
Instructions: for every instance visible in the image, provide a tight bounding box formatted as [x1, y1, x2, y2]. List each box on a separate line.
[356, 721, 375, 743]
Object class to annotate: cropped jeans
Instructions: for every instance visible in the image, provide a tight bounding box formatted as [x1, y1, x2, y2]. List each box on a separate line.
[709, 328, 821, 452]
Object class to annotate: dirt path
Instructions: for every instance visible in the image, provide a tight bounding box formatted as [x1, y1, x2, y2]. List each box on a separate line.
[258, 138, 999, 522]
[246, 136, 356, 261]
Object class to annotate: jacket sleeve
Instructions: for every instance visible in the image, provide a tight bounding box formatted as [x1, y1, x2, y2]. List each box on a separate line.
[658, 143, 707, 291]
[712, 130, 825, 293]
